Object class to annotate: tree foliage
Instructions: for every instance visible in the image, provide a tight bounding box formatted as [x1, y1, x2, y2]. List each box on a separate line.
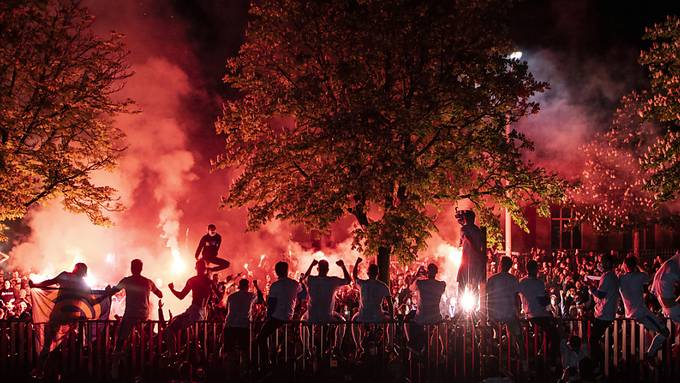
[571, 94, 660, 232]
[0, 0, 132, 231]
[640, 16, 680, 200]
[216, 0, 564, 266]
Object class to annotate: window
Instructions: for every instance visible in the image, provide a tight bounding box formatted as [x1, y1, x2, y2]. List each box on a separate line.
[551, 207, 581, 249]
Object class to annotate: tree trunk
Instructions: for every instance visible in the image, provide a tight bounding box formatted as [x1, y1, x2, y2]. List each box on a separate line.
[378, 246, 391, 287]
[633, 228, 640, 256]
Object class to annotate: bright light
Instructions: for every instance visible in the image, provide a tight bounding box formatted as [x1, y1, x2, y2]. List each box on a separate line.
[85, 274, 97, 288]
[448, 247, 462, 268]
[171, 256, 186, 274]
[460, 288, 478, 313]
[105, 253, 115, 264]
[509, 51, 523, 60]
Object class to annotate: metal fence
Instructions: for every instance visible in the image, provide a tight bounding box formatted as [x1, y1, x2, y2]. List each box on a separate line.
[0, 318, 678, 382]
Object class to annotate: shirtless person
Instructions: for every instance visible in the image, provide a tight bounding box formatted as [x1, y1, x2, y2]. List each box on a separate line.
[96, 259, 163, 352]
[195, 224, 230, 272]
[165, 260, 213, 353]
[652, 250, 680, 325]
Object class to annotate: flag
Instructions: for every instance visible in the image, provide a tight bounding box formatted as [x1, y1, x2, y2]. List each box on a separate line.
[31, 287, 111, 352]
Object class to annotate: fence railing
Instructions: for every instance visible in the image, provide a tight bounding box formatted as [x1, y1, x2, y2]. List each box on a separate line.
[0, 318, 677, 382]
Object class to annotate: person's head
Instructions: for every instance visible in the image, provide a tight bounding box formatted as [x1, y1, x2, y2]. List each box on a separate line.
[207, 224, 217, 236]
[3, 280, 9, 289]
[19, 289, 26, 299]
[367, 264, 379, 279]
[238, 278, 249, 291]
[130, 259, 143, 275]
[12, 271, 19, 279]
[275, 261, 289, 278]
[624, 255, 638, 273]
[600, 254, 615, 271]
[212, 274, 219, 282]
[317, 260, 329, 276]
[195, 260, 207, 275]
[73, 263, 88, 277]
[455, 209, 476, 225]
[500, 256, 513, 272]
[427, 263, 438, 279]
[526, 260, 538, 277]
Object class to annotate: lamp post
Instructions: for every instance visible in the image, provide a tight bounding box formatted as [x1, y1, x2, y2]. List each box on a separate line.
[504, 51, 522, 258]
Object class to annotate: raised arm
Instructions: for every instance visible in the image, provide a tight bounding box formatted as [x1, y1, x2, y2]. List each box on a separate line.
[29, 275, 60, 289]
[168, 280, 191, 300]
[253, 280, 264, 304]
[302, 259, 318, 280]
[353, 257, 362, 281]
[336, 260, 350, 282]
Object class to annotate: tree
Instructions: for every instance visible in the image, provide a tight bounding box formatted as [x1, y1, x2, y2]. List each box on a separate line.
[639, 16, 680, 200]
[571, 94, 661, 235]
[0, 0, 132, 233]
[216, 0, 563, 283]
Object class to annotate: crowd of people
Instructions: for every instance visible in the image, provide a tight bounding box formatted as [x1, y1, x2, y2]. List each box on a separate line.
[0, 269, 32, 320]
[7, 219, 680, 381]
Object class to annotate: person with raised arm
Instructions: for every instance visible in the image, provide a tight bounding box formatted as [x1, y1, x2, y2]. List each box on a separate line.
[29, 263, 92, 377]
[96, 259, 163, 353]
[302, 259, 351, 351]
[588, 254, 620, 370]
[351, 257, 393, 354]
[165, 260, 213, 354]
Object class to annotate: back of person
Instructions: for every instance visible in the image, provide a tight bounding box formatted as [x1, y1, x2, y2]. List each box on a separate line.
[357, 279, 390, 322]
[226, 290, 255, 328]
[119, 275, 154, 319]
[189, 275, 213, 309]
[487, 272, 519, 321]
[518, 277, 550, 318]
[414, 279, 446, 324]
[594, 270, 620, 321]
[268, 277, 300, 321]
[619, 271, 649, 319]
[652, 257, 680, 303]
[52, 271, 91, 320]
[307, 275, 347, 323]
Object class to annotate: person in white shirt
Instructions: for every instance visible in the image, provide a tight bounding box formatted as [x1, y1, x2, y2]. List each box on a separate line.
[224, 278, 264, 351]
[407, 263, 446, 354]
[619, 255, 669, 359]
[487, 256, 526, 368]
[518, 259, 560, 363]
[588, 254, 620, 368]
[255, 261, 302, 364]
[651, 250, 680, 325]
[301, 259, 351, 350]
[351, 257, 393, 353]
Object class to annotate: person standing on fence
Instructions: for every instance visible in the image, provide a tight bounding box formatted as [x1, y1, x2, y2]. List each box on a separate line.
[351, 258, 394, 354]
[588, 254, 620, 371]
[302, 259, 351, 351]
[28, 263, 92, 377]
[195, 224, 230, 272]
[518, 259, 560, 364]
[224, 278, 263, 353]
[407, 263, 446, 355]
[651, 250, 680, 325]
[619, 255, 670, 361]
[456, 209, 487, 296]
[165, 260, 213, 355]
[255, 261, 302, 365]
[95, 259, 163, 353]
[487, 256, 528, 370]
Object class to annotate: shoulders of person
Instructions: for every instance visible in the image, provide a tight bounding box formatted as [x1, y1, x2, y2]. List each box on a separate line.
[55, 271, 70, 281]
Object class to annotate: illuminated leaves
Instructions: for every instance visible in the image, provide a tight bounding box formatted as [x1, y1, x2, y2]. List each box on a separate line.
[0, 0, 133, 232]
[216, 0, 564, 261]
